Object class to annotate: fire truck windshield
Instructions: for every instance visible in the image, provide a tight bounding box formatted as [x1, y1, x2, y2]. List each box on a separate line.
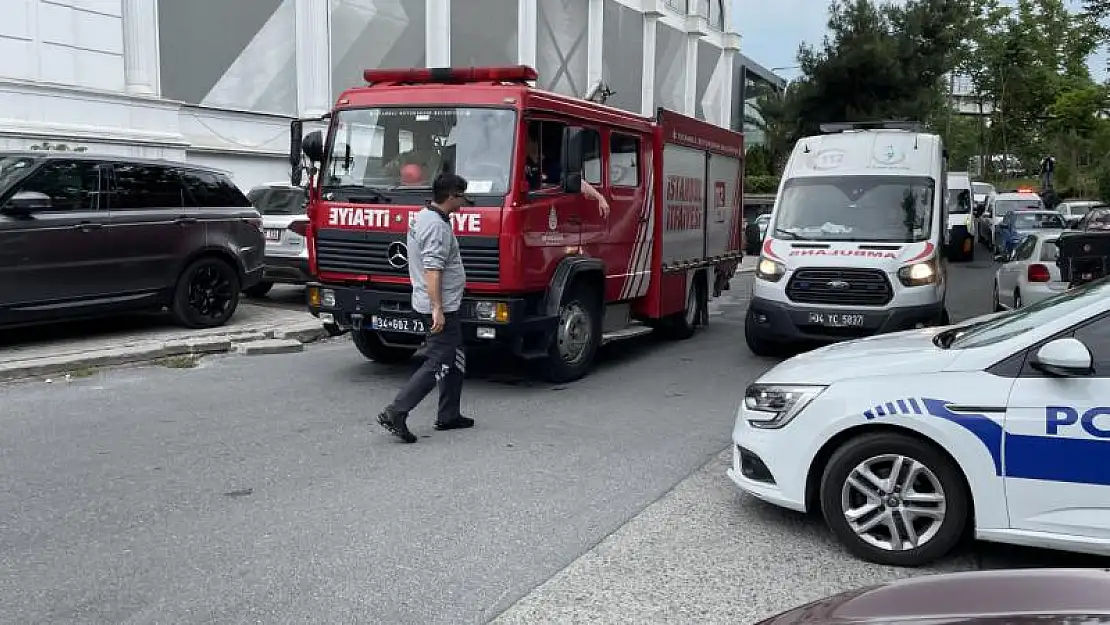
[322, 107, 517, 198]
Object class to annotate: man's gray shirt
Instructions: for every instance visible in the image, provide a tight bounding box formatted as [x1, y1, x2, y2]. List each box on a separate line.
[408, 206, 465, 314]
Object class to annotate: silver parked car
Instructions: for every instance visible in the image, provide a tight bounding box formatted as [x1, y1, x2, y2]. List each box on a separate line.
[1056, 199, 1102, 228]
[993, 230, 1067, 311]
[244, 182, 309, 297]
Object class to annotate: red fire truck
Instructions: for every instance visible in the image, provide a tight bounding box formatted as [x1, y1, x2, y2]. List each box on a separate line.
[296, 65, 743, 382]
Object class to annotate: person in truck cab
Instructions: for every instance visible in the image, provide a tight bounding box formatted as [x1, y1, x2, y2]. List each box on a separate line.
[524, 129, 609, 217]
[385, 132, 442, 184]
[377, 173, 475, 444]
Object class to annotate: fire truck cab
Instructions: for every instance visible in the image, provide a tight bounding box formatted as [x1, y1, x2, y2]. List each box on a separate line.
[298, 66, 743, 382]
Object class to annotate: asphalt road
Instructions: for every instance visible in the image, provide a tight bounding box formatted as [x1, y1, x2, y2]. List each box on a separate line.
[4, 259, 1095, 624]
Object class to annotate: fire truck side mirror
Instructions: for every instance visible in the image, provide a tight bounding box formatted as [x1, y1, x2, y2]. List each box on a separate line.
[563, 172, 582, 194]
[561, 127, 584, 176]
[290, 120, 304, 186]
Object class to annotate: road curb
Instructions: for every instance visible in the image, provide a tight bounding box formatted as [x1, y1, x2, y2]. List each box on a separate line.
[0, 320, 330, 382]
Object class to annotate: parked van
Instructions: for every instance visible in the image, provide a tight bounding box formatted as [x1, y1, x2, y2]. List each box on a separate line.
[946, 171, 975, 261]
[745, 122, 948, 356]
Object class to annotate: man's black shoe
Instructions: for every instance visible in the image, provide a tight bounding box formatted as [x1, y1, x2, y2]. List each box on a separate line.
[378, 411, 417, 443]
[434, 416, 475, 431]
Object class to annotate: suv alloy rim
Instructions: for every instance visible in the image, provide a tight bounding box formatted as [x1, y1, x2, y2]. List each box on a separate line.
[188, 265, 234, 321]
[839, 454, 947, 552]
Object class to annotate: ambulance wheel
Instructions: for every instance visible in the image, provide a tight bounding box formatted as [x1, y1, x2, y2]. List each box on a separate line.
[541, 282, 601, 383]
[663, 272, 706, 340]
[352, 329, 414, 364]
[744, 310, 784, 357]
[820, 431, 970, 567]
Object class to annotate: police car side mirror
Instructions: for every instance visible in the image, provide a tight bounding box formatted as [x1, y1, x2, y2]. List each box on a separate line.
[1032, 338, 1093, 377]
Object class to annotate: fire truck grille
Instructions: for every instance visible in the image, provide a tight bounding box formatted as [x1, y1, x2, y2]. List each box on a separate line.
[314, 229, 500, 282]
[786, 268, 893, 306]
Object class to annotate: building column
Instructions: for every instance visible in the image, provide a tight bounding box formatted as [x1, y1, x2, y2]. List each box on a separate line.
[641, 1, 662, 117]
[586, 0, 604, 92]
[427, 0, 451, 66]
[121, 0, 160, 96]
[683, 14, 706, 117]
[720, 32, 740, 129]
[518, 0, 537, 68]
[295, 0, 332, 117]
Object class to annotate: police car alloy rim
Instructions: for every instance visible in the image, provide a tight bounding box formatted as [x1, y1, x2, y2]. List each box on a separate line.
[840, 454, 947, 552]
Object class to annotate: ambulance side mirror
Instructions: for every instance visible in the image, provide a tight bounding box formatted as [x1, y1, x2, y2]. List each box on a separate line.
[1032, 338, 1093, 377]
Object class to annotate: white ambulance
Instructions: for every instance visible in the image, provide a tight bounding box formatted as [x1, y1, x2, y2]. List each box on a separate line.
[746, 122, 949, 356]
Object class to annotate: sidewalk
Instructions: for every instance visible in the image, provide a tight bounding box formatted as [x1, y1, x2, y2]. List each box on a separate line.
[0, 303, 329, 382]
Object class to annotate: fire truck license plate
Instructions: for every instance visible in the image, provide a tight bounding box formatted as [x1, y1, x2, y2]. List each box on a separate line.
[807, 312, 865, 327]
[371, 315, 427, 334]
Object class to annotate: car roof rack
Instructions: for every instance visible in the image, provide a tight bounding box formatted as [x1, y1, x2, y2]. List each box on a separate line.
[818, 121, 924, 134]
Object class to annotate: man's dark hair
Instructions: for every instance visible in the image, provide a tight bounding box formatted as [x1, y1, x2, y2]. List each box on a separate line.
[432, 172, 468, 203]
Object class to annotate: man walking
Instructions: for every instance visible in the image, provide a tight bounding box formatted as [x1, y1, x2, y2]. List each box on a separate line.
[378, 173, 474, 443]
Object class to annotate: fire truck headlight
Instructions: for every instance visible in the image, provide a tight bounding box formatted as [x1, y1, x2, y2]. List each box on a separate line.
[319, 289, 336, 307]
[743, 384, 826, 429]
[474, 301, 509, 322]
[756, 258, 785, 282]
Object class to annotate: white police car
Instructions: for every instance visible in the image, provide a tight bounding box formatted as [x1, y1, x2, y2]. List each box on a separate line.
[730, 278, 1110, 566]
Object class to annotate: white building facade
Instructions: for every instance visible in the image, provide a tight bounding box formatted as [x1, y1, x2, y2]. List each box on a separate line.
[0, 0, 742, 191]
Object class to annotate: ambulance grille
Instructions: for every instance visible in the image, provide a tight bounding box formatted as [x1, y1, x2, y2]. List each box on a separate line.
[314, 229, 500, 282]
[786, 268, 893, 306]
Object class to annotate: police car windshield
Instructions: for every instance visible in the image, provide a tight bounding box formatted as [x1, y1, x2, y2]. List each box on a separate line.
[321, 107, 516, 197]
[774, 175, 934, 242]
[947, 279, 1110, 349]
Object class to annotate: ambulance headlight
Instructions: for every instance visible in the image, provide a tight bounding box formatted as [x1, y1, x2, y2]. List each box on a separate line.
[743, 384, 826, 429]
[756, 258, 786, 282]
[897, 259, 937, 287]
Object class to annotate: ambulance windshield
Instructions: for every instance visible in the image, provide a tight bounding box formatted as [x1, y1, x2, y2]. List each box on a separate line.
[322, 107, 516, 197]
[773, 175, 935, 242]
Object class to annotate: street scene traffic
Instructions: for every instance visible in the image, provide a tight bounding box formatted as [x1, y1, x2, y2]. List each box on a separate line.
[6, 0, 1110, 623]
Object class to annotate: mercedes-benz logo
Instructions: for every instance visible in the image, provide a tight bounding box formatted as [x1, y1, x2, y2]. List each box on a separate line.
[827, 280, 850, 290]
[386, 241, 408, 268]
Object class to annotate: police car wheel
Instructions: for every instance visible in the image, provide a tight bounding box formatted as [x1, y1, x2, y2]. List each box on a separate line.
[820, 432, 969, 567]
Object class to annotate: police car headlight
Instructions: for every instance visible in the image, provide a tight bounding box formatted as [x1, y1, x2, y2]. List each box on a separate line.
[756, 258, 785, 282]
[897, 259, 937, 287]
[743, 384, 826, 429]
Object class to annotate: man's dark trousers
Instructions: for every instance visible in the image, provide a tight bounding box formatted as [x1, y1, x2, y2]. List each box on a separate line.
[386, 313, 464, 423]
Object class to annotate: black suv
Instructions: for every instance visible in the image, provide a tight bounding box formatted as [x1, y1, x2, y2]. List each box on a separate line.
[0, 152, 265, 328]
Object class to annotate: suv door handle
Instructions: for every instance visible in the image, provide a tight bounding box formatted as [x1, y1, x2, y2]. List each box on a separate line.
[74, 222, 103, 231]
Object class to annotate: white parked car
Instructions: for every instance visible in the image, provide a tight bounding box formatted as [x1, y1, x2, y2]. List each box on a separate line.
[730, 280, 1110, 566]
[1056, 200, 1103, 229]
[993, 231, 1067, 311]
[244, 182, 309, 297]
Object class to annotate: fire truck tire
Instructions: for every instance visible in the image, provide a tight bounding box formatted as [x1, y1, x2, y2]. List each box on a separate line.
[541, 282, 602, 383]
[352, 329, 415, 364]
[663, 273, 706, 340]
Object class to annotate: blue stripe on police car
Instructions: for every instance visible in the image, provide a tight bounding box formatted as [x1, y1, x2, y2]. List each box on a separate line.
[862, 399, 1110, 486]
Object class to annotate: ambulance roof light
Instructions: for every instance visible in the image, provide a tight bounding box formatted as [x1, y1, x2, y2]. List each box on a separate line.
[363, 66, 538, 85]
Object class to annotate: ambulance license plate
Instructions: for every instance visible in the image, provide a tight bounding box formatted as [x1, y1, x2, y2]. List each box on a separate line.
[807, 312, 865, 327]
[371, 315, 427, 334]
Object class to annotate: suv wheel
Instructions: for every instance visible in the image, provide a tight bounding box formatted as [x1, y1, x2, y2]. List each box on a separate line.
[172, 257, 241, 329]
[819, 432, 969, 567]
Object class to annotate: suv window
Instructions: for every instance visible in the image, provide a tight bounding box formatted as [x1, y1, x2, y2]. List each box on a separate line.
[112, 163, 187, 209]
[180, 170, 251, 208]
[251, 187, 305, 215]
[12, 160, 102, 211]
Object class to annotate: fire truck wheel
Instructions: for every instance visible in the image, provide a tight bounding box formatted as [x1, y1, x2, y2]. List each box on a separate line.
[352, 329, 415, 364]
[542, 283, 602, 383]
[663, 274, 706, 340]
